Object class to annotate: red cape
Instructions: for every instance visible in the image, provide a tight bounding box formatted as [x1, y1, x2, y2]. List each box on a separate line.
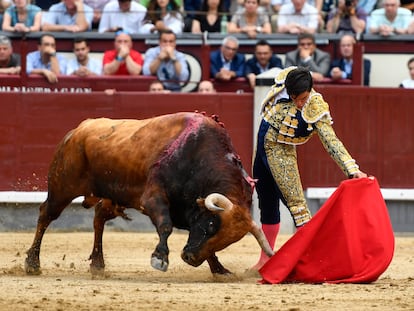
[259, 177, 395, 284]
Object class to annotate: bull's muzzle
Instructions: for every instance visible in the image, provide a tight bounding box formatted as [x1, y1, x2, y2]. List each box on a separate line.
[181, 250, 203, 267]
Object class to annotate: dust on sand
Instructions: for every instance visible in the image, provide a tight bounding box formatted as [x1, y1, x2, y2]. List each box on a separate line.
[0, 231, 413, 311]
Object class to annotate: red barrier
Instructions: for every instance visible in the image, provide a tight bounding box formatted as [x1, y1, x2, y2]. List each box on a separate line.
[0, 86, 413, 191]
[0, 92, 253, 191]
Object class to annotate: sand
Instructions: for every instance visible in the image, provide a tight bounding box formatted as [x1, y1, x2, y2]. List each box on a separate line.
[0, 231, 413, 311]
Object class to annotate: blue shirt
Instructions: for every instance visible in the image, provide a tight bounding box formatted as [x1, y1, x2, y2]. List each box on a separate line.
[26, 51, 67, 74]
[143, 46, 189, 92]
[42, 2, 94, 30]
[65, 57, 102, 76]
[5, 4, 42, 27]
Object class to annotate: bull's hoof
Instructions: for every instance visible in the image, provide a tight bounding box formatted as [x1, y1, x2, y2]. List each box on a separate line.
[24, 258, 41, 275]
[151, 256, 169, 272]
[90, 265, 106, 279]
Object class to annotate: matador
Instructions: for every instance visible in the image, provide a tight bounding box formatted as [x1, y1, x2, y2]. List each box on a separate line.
[252, 66, 367, 270]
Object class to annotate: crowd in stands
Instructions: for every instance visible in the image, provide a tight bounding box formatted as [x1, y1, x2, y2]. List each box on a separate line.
[1, 0, 414, 91]
[1, 0, 414, 37]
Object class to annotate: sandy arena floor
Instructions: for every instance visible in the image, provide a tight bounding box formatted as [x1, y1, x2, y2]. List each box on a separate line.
[0, 231, 413, 311]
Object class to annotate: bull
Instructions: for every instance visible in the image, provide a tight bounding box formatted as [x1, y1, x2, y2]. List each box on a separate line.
[25, 112, 273, 276]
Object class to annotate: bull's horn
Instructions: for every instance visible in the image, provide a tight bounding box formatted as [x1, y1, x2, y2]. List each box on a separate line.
[204, 193, 233, 211]
[250, 221, 274, 257]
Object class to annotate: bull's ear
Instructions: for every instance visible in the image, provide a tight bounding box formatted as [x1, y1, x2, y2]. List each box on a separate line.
[196, 197, 205, 208]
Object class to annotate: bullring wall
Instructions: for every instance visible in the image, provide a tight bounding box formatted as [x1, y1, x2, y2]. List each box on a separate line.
[1, 86, 413, 192]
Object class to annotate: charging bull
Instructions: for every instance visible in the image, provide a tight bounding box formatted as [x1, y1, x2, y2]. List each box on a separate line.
[25, 112, 273, 276]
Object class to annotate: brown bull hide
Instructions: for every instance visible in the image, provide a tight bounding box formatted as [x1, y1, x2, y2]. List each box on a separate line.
[25, 112, 272, 276]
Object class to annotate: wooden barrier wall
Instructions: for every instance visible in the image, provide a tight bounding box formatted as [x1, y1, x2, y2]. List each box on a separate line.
[0, 86, 413, 191]
[298, 85, 414, 189]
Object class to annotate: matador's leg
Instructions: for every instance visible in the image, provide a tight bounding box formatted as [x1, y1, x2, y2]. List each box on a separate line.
[264, 131, 311, 227]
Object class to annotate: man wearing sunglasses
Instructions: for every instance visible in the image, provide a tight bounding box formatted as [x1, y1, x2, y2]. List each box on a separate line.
[285, 33, 331, 82]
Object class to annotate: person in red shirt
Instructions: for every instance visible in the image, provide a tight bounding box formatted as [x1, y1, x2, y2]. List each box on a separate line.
[103, 30, 143, 75]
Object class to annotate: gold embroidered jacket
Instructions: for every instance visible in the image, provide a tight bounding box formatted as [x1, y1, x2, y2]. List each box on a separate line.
[260, 67, 360, 177]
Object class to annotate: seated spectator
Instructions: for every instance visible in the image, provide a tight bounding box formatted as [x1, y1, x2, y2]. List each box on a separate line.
[399, 57, 414, 88]
[227, 0, 271, 38]
[326, 0, 367, 34]
[103, 31, 143, 76]
[184, 0, 230, 31]
[98, 0, 147, 34]
[84, 0, 110, 29]
[369, 0, 412, 36]
[210, 35, 245, 81]
[0, 35, 21, 75]
[26, 33, 66, 84]
[66, 37, 102, 76]
[285, 33, 331, 81]
[329, 34, 371, 85]
[149, 79, 171, 92]
[2, 0, 42, 32]
[198, 80, 217, 93]
[143, 30, 189, 92]
[245, 39, 282, 89]
[41, 0, 94, 32]
[236, 0, 272, 12]
[277, 0, 319, 34]
[139, 0, 184, 34]
[191, 0, 229, 33]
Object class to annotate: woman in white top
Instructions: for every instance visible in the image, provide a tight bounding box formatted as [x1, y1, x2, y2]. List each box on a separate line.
[139, 0, 184, 34]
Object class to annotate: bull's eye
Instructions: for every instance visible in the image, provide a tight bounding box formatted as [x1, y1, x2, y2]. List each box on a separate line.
[207, 221, 216, 234]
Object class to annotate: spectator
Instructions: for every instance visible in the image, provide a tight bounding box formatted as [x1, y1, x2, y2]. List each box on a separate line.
[236, 0, 272, 11]
[191, 0, 229, 33]
[143, 30, 189, 92]
[103, 31, 143, 76]
[148, 79, 171, 92]
[183, 0, 231, 31]
[277, 0, 319, 34]
[198, 80, 217, 92]
[139, 0, 184, 35]
[66, 37, 102, 76]
[329, 34, 371, 86]
[285, 33, 331, 81]
[0, 35, 20, 75]
[41, 0, 94, 32]
[98, 0, 147, 34]
[210, 35, 246, 81]
[2, 0, 42, 32]
[245, 39, 282, 89]
[26, 33, 66, 84]
[326, 0, 367, 34]
[227, 0, 272, 38]
[369, 0, 412, 36]
[84, 0, 110, 29]
[399, 57, 414, 88]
